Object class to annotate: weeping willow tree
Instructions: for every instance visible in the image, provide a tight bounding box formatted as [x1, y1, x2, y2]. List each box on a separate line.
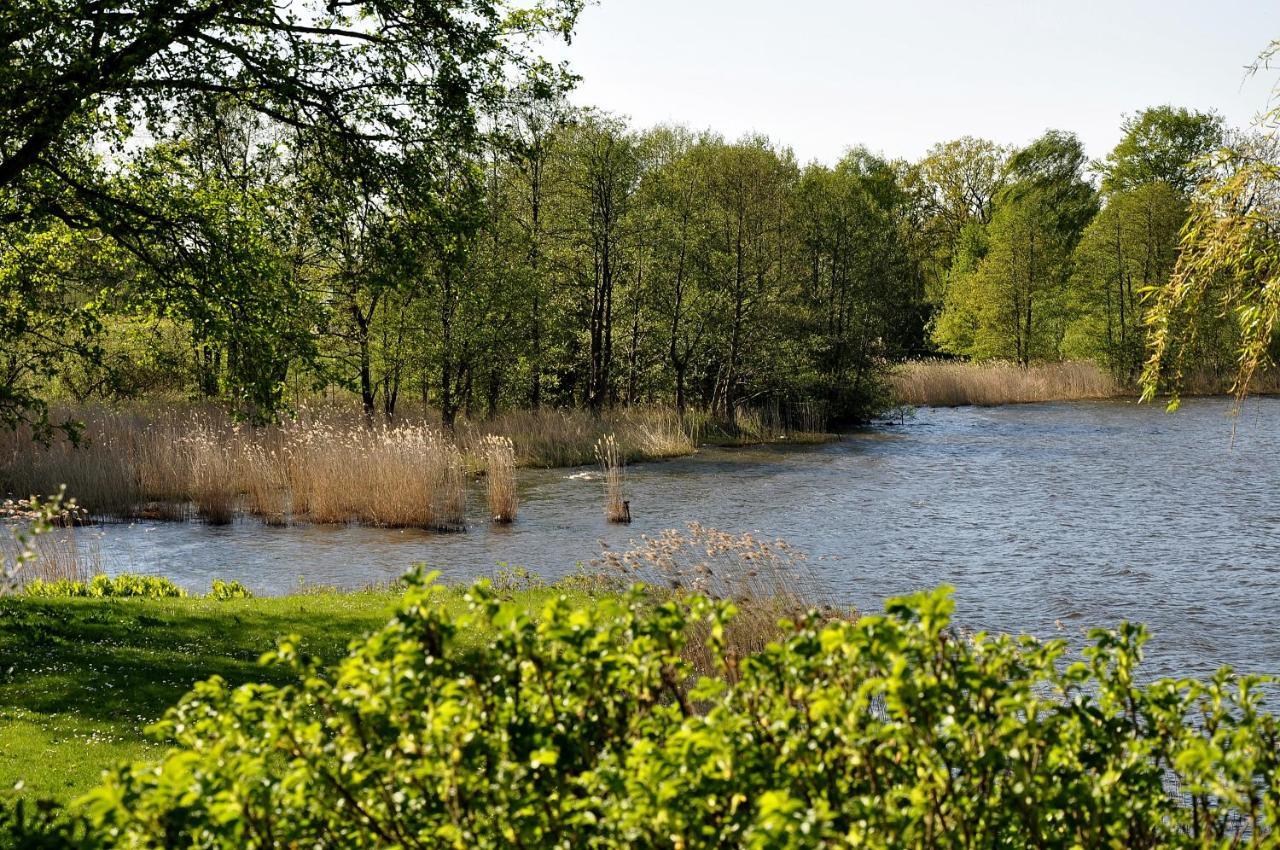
[1141, 134, 1280, 407]
[1142, 43, 1280, 408]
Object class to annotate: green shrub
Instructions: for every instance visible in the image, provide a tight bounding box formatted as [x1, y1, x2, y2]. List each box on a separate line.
[22, 574, 187, 599]
[0, 798, 106, 850]
[207, 579, 252, 600]
[13, 574, 1280, 848]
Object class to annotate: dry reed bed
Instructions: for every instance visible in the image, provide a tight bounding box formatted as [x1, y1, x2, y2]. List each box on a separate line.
[1, 522, 99, 586]
[479, 436, 518, 523]
[0, 405, 701, 528]
[891, 359, 1280, 408]
[890, 360, 1123, 407]
[465, 405, 695, 468]
[0, 409, 471, 529]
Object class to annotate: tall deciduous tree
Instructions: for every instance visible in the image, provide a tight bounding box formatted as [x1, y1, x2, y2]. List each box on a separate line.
[1066, 182, 1186, 378]
[1099, 106, 1225, 195]
[0, 0, 581, 428]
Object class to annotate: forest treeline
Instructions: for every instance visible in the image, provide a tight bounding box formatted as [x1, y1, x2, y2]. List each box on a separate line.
[5, 103, 1239, 428]
[0, 1, 1256, 432]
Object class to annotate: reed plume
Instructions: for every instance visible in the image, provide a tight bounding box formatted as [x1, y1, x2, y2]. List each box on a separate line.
[480, 435, 518, 523]
[594, 434, 630, 523]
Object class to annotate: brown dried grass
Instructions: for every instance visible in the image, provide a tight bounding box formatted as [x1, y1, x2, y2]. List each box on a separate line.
[480, 436, 518, 523]
[890, 360, 1123, 407]
[281, 421, 467, 530]
[1, 524, 99, 585]
[0, 407, 468, 530]
[464, 405, 695, 468]
[593, 434, 629, 523]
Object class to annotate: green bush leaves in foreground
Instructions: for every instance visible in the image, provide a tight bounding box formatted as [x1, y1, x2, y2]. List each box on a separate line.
[19, 574, 1280, 848]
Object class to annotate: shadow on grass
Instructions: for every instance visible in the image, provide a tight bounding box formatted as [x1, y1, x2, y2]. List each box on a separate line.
[0, 597, 397, 729]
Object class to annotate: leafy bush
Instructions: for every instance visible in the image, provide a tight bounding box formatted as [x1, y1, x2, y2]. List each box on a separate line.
[12, 574, 1280, 848]
[207, 579, 252, 601]
[22, 574, 187, 599]
[0, 798, 105, 850]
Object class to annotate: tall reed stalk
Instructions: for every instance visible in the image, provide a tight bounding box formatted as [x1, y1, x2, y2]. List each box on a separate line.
[594, 434, 630, 523]
[0, 525, 99, 585]
[480, 436, 518, 523]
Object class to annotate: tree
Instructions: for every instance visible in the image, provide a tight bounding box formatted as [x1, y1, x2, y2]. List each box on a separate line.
[1066, 182, 1186, 378]
[301, 144, 405, 422]
[1142, 132, 1280, 403]
[917, 137, 1011, 296]
[938, 189, 1074, 363]
[0, 0, 582, 427]
[634, 127, 715, 413]
[1099, 106, 1224, 196]
[502, 92, 574, 408]
[704, 136, 795, 420]
[0, 221, 115, 439]
[933, 131, 1097, 364]
[793, 151, 921, 420]
[1, 0, 581, 197]
[1140, 45, 1280, 404]
[1004, 130, 1098, 242]
[556, 115, 639, 414]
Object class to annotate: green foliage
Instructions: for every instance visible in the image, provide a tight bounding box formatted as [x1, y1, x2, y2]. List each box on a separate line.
[1099, 106, 1225, 195]
[1065, 182, 1187, 378]
[1, 0, 582, 427]
[932, 131, 1098, 364]
[1142, 133, 1280, 405]
[934, 188, 1075, 362]
[0, 799, 106, 850]
[793, 150, 925, 421]
[23, 574, 187, 600]
[0, 220, 119, 440]
[17, 574, 1276, 848]
[207, 579, 252, 601]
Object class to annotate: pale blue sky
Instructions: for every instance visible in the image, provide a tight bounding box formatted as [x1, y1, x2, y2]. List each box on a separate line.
[552, 0, 1280, 164]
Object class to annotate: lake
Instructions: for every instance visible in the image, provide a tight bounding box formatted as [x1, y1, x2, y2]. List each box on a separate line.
[55, 397, 1280, 681]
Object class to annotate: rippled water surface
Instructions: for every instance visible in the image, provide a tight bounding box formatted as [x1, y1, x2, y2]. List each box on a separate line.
[66, 398, 1280, 680]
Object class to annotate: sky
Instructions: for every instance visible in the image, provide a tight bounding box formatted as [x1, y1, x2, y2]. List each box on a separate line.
[550, 0, 1280, 165]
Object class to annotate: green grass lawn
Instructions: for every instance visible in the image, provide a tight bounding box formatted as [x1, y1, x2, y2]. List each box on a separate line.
[0, 585, 569, 803]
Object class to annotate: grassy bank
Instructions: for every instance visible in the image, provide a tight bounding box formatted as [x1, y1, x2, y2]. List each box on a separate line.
[0, 523, 827, 803]
[0, 586, 589, 802]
